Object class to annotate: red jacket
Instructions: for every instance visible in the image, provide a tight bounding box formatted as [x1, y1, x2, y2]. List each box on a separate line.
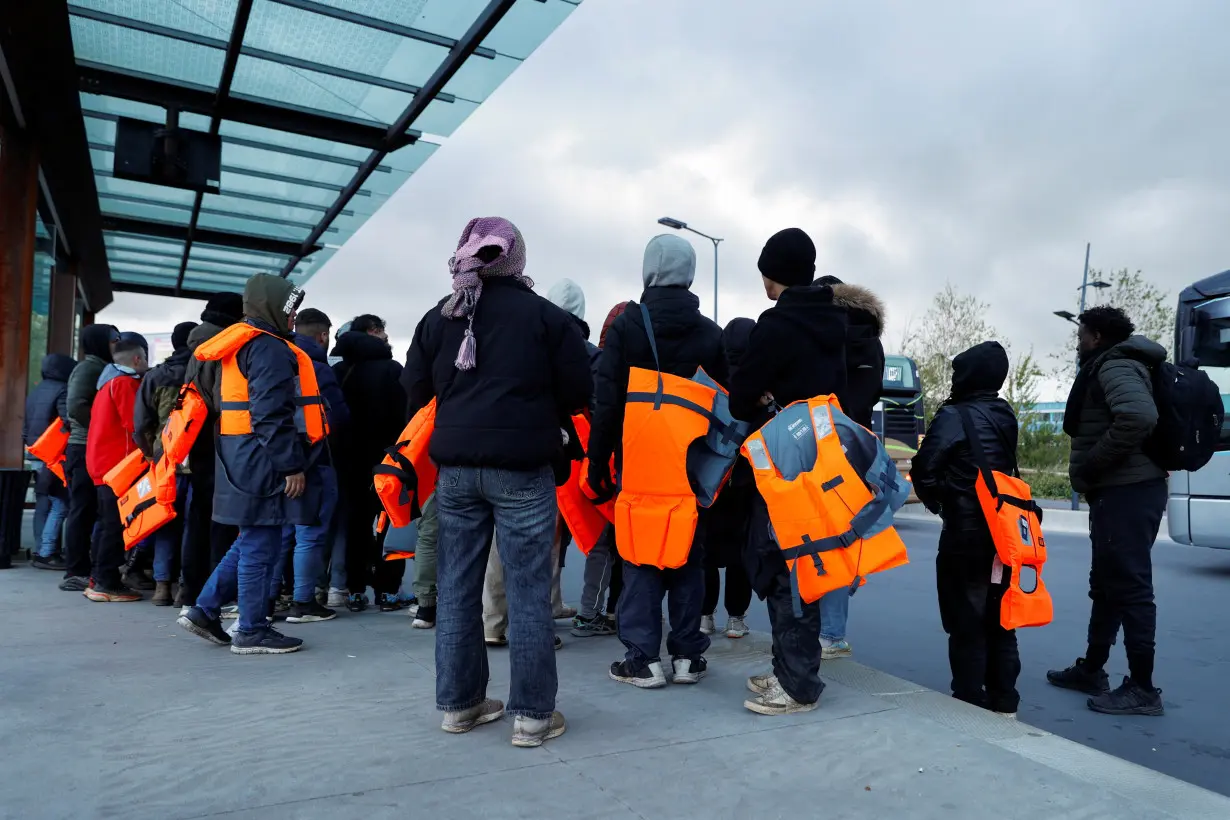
[86, 374, 141, 485]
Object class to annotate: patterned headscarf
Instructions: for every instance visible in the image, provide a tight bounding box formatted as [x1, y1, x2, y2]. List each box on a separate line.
[441, 216, 532, 370]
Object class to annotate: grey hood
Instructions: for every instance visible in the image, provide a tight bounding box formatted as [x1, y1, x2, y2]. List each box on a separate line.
[642, 234, 696, 288]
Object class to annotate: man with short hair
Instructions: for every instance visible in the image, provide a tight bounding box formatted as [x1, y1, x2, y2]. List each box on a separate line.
[84, 339, 149, 602]
[1048, 305, 1168, 716]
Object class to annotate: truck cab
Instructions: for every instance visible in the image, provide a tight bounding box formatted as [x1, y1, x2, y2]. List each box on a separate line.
[872, 355, 924, 500]
[1168, 270, 1230, 548]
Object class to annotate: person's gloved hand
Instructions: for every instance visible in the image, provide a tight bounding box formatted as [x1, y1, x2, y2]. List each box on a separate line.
[587, 459, 617, 503]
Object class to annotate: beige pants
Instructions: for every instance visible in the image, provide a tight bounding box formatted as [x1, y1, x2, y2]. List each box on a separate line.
[483, 518, 567, 640]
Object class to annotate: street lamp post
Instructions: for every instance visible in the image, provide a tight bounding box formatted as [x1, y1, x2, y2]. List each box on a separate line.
[1052, 242, 1110, 510]
[657, 216, 722, 322]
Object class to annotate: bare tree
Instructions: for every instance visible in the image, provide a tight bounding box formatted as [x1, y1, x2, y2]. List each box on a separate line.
[1052, 268, 1176, 379]
[903, 283, 998, 421]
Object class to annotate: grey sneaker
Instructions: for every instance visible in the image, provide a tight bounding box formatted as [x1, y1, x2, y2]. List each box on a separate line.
[725, 616, 749, 639]
[747, 672, 778, 695]
[700, 614, 717, 635]
[821, 640, 852, 659]
[511, 711, 566, 748]
[326, 588, 349, 608]
[744, 682, 818, 716]
[441, 699, 504, 734]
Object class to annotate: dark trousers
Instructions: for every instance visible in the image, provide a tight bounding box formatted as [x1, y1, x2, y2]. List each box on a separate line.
[936, 550, 1021, 713]
[62, 444, 96, 579]
[748, 495, 824, 704]
[1085, 478, 1167, 685]
[617, 532, 709, 670]
[344, 481, 402, 597]
[702, 563, 752, 617]
[180, 468, 237, 606]
[92, 485, 126, 589]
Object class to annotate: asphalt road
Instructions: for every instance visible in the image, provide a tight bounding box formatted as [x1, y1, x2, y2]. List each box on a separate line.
[616, 518, 1230, 796]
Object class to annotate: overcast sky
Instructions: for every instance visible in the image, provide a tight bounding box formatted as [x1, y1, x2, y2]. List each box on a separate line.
[106, 0, 1230, 397]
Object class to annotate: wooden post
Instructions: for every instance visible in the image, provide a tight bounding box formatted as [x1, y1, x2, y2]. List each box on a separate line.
[0, 123, 39, 469]
[48, 261, 78, 356]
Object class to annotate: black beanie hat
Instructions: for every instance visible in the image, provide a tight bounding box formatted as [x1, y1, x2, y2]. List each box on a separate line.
[757, 228, 816, 287]
[815, 275, 843, 287]
[201, 291, 243, 325]
[171, 321, 198, 351]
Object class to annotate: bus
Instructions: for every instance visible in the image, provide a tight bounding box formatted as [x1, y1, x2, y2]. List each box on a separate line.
[1167, 270, 1230, 548]
[872, 355, 925, 499]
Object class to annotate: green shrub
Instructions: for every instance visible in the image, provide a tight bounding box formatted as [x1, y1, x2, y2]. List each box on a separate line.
[1022, 469, 1072, 500]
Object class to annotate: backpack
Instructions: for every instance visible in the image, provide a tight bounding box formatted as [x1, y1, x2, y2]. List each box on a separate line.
[1145, 361, 1224, 472]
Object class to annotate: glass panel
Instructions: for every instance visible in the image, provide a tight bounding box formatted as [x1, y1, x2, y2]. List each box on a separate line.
[99, 195, 194, 226]
[80, 93, 213, 132]
[411, 96, 479, 138]
[442, 53, 520, 103]
[29, 212, 54, 391]
[1192, 297, 1230, 448]
[96, 174, 198, 206]
[230, 55, 412, 126]
[69, 16, 225, 89]
[221, 141, 359, 187]
[70, 0, 240, 38]
[481, 0, 579, 60]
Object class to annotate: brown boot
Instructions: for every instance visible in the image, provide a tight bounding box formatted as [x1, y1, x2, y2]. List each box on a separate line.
[152, 581, 173, 606]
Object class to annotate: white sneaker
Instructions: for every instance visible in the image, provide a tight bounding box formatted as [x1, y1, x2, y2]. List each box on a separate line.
[744, 682, 818, 716]
[225, 620, 240, 638]
[725, 616, 749, 638]
[511, 711, 566, 748]
[672, 656, 708, 684]
[326, 588, 349, 608]
[747, 672, 778, 695]
[178, 605, 191, 617]
[700, 614, 717, 635]
[441, 699, 504, 734]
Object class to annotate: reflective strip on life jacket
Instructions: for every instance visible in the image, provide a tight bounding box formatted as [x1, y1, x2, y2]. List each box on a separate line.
[115, 462, 176, 550]
[26, 418, 70, 484]
[194, 323, 328, 444]
[743, 396, 909, 605]
[955, 405, 1052, 629]
[374, 399, 438, 528]
[557, 413, 614, 556]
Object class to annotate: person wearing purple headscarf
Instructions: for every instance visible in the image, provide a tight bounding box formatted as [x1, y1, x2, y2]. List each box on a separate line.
[401, 217, 592, 748]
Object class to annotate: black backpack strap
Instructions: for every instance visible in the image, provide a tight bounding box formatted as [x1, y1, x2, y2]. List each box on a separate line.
[637, 302, 665, 407]
[955, 404, 1002, 499]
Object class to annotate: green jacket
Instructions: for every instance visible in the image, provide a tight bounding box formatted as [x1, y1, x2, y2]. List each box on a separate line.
[66, 355, 108, 447]
[1066, 335, 1168, 494]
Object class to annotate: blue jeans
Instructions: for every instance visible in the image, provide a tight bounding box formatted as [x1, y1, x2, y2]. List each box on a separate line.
[820, 587, 850, 642]
[197, 525, 283, 634]
[274, 466, 338, 603]
[321, 498, 347, 591]
[153, 475, 191, 582]
[435, 465, 557, 719]
[38, 493, 68, 559]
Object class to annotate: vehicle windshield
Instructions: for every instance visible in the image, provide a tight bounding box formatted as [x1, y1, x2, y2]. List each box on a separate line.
[883, 356, 917, 391]
[1192, 296, 1230, 448]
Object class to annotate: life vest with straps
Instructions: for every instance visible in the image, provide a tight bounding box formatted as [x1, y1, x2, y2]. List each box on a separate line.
[614, 303, 747, 569]
[955, 405, 1052, 629]
[193, 323, 328, 444]
[374, 399, 438, 528]
[26, 418, 71, 485]
[105, 450, 177, 549]
[742, 395, 910, 606]
[557, 412, 615, 555]
[154, 383, 208, 506]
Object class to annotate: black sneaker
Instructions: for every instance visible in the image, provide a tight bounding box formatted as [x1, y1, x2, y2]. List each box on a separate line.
[609, 659, 667, 689]
[1088, 676, 1164, 716]
[59, 575, 90, 591]
[672, 656, 708, 684]
[378, 593, 404, 612]
[1047, 658, 1110, 695]
[32, 554, 66, 571]
[571, 614, 617, 637]
[230, 627, 304, 655]
[346, 593, 368, 613]
[177, 607, 231, 646]
[287, 601, 337, 623]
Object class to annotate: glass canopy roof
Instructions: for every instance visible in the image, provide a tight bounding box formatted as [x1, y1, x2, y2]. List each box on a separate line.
[66, 0, 582, 298]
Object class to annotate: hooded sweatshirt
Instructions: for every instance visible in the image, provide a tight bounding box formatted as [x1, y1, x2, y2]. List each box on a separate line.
[547, 278, 598, 363]
[332, 330, 405, 478]
[830, 282, 886, 428]
[910, 341, 1018, 552]
[728, 284, 848, 428]
[66, 324, 117, 446]
[23, 353, 77, 448]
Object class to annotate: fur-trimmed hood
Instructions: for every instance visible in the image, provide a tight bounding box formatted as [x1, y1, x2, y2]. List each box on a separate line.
[830, 283, 884, 336]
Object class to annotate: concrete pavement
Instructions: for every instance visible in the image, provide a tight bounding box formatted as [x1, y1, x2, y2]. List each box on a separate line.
[3, 559, 1228, 820]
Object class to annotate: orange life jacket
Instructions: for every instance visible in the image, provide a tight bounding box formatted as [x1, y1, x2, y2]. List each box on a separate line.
[742, 396, 910, 605]
[193, 323, 328, 444]
[114, 458, 177, 549]
[374, 399, 438, 528]
[154, 383, 209, 505]
[26, 418, 70, 485]
[557, 413, 614, 556]
[955, 405, 1052, 629]
[104, 449, 149, 497]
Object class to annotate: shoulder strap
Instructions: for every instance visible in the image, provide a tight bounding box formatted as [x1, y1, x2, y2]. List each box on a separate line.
[955, 404, 1005, 497]
[637, 302, 665, 404]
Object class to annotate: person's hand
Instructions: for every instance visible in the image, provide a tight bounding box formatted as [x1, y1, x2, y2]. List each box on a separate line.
[586, 461, 616, 504]
[284, 472, 306, 499]
[758, 391, 776, 407]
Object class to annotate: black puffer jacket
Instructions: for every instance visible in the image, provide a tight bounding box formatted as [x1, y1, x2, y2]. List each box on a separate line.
[332, 330, 406, 481]
[23, 353, 77, 447]
[402, 277, 592, 469]
[704, 318, 756, 568]
[831, 283, 886, 428]
[589, 286, 728, 474]
[1064, 335, 1167, 494]
[911, 341, 1019, 554]
[729, 284, 847, 428]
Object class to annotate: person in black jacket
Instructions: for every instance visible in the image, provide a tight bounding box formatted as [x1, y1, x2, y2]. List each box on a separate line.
[700, 318, 755, 640]
[729, 228, 848, 716]
[332, 314, 408, 612]
[402, 217, 591, 747]
[23, 353, 77, 570]
[911, 341, 1022, 718]
[589, 234, 728, 690]
[817, 275, 886, 428]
